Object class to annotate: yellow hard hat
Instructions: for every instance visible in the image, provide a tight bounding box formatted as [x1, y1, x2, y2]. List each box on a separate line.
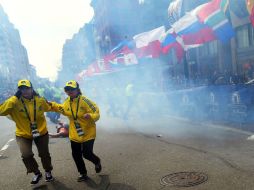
[65, 80, 78, 89]
[18, 79, 32, 88]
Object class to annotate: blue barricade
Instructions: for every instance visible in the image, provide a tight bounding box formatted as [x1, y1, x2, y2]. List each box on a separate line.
[166, 84, 254, 124]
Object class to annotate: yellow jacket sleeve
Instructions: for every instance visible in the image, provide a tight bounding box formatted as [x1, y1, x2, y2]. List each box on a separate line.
[50, 101, 67, 116]
[0, 96, 18, 116]
[41, 97, 54, 112]
[82, 96, 100, 122]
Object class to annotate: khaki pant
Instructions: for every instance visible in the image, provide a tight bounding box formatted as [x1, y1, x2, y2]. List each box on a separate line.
[16, 134, 53, 174]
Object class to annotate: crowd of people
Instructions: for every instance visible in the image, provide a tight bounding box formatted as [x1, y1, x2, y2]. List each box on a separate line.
[161, 72, 254, 91]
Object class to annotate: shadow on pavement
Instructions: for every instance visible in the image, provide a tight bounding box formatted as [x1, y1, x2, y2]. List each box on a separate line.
[31, 175, 136, 190]
[85, 174, 110, 189]
[107, 183, 136, 190]
[32, 184, 48, 190]
[0, 155, 8, 160]
[32, 180, 73, 190]
[85, 175, 136, 190]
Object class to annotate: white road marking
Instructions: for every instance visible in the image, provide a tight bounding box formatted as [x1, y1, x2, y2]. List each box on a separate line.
[0, 138, 15, 157]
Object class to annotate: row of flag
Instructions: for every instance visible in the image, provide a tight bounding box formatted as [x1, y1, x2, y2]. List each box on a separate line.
[247, 0, 254, 26]
[76, 0, 254, 81]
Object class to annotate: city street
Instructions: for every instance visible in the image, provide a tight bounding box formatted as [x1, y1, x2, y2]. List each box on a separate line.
[1, 115, 254, 190]
[2, 0, 254, 190]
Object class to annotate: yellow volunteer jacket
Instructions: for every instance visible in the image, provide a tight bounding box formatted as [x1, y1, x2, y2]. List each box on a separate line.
[0, 96, 52, 139]
[51, 95, 100, 143]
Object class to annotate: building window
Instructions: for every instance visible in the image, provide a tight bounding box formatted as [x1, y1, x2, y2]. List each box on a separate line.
[236, 24, 250, 48]
[199, 45, 208, 56]
[208, 41, 218, 55]
[250, 25, 254, 46]
[199, 41, 218, 56]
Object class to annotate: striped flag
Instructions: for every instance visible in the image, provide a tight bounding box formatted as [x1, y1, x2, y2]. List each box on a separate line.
[246, 0, 254, 26]
[246, 0, 254, 13]
[197, 0, 234, 43]
[170, 4, 216, 46]
[229, 0, 249, 27]
[133, 26, 165, 48]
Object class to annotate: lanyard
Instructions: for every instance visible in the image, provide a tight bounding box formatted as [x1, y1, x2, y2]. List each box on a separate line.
[70, 96, 80, 121]
[21, 97, 36, 124]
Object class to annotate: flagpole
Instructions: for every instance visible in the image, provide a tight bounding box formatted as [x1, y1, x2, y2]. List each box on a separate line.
[177, 0, 189, 82]
[183, 51, 189, 81]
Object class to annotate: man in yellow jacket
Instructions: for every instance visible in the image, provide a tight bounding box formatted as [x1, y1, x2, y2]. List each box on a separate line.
[50, 80, 101, 182]
[0, 79, 54, 184]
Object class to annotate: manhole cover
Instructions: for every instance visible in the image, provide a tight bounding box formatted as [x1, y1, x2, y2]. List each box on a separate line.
[160, 172, 208, 187]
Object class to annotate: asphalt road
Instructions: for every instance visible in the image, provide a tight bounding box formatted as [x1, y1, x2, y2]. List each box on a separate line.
[1, 115, 254, 190]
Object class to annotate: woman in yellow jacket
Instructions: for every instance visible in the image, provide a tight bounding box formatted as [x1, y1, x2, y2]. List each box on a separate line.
[0, 79, 54, 184]
[51, 80, 101, 182]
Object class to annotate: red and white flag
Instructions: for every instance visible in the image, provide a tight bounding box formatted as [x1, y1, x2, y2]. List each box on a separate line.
[133, 26, 165, 48]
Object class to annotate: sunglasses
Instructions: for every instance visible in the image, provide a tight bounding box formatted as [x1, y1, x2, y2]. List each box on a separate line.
[64, 86, 77, 92]
[19, 86, 31, 91]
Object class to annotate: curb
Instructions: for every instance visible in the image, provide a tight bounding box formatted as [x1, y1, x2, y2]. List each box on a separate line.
[164, 115, 254, 136]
